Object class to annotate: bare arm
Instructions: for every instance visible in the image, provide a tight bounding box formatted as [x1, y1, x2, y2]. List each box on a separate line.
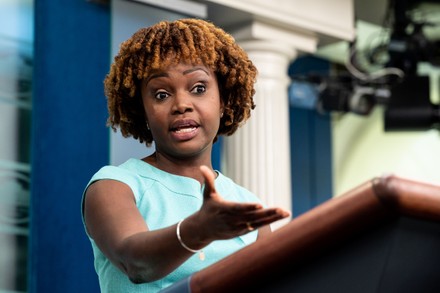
[84, 180, 192, 283]
[83, 166, 289, 283]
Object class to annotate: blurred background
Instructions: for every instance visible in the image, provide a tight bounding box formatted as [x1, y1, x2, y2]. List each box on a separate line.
[1, 0, 439, 292]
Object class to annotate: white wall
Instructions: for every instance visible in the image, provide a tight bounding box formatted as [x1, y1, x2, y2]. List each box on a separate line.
[333, 103, 440, 196]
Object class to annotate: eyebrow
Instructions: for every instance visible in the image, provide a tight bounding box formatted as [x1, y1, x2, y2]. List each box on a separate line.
[145, 67, 210, 85]
[145, 72, 169, 85]
[183, 67, 210, 76]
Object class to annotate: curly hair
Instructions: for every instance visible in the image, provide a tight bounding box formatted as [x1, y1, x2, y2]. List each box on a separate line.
[104, 18, 257, 146]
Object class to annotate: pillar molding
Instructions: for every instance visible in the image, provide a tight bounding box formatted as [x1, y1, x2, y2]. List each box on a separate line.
[222, 25, 306, 228]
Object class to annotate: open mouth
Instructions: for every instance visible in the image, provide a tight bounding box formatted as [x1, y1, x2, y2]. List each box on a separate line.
[171, 119, 199, 132]
[173, 126, 198, 133]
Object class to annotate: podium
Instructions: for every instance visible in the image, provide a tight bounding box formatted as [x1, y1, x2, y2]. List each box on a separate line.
[163, 175, 440, 293]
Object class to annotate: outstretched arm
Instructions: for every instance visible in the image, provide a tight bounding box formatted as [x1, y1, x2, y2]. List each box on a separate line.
[83, 166, 289, 283]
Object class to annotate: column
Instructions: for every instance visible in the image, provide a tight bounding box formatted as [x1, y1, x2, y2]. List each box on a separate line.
[222, 39, 296, 229]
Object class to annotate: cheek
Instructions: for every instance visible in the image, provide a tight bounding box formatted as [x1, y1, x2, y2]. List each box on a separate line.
[146, 112, 163, 130]
[204, 99, 220, 116]
[207, 99, 222, 126]
[142, 99, 151, 118]
[209, 92, 221, 108]
[143, 107, 158, 131]
[144, 103, 164, 121]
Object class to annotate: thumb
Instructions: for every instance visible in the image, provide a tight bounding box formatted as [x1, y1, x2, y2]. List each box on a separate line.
[200, 165, 217, 200]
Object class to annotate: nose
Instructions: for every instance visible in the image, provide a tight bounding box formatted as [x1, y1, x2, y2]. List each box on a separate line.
[172, 91, 193, 114]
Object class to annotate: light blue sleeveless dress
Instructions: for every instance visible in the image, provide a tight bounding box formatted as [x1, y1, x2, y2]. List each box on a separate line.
[82, 158, 261, 292]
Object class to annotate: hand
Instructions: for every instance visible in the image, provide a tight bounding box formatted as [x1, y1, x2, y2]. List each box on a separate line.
[195, 165, 290, 243]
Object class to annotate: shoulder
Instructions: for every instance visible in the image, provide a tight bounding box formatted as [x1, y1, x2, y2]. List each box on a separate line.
[91, 161, 137, 185]
[85, 159, 155, 201]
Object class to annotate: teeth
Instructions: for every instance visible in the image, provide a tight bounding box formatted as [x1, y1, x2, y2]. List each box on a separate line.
[174, 127, 196, 133]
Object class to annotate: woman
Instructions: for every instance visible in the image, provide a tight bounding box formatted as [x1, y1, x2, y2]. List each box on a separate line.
[82, 18, 290, 292]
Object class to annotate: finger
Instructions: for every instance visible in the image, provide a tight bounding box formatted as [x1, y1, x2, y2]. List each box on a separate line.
[225, 202, 263, 214]
[241, 207, 290, 223]
[244, 221, 255, 232]
[244, 208, 291, 229]
[200, 165, 217, 199]
[253, 207, 290, 219]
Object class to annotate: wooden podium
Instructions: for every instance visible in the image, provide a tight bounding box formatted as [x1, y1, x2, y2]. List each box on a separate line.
[163, 175, 440, 293]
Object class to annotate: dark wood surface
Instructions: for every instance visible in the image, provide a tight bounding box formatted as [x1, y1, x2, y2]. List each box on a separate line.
[189, 175, 440, 293]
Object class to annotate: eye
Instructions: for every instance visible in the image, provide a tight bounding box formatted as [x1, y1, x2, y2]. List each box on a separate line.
[191, 84, 206, 95]
[154, 91, 169, 101]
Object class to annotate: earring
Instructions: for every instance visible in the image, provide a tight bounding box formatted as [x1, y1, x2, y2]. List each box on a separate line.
[146, 121, 150, 130]
[220, 112, 224, 118]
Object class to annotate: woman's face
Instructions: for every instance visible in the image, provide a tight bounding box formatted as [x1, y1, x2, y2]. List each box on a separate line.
[141, 63, 222, 161]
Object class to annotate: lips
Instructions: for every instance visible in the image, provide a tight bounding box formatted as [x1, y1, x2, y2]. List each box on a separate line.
[170, 119, 199, 135]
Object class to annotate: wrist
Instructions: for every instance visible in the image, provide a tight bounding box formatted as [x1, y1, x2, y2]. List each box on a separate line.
[176, 217, 209, 261]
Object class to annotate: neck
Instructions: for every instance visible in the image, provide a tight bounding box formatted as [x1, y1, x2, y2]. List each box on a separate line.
[143, 152, 213, 184]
